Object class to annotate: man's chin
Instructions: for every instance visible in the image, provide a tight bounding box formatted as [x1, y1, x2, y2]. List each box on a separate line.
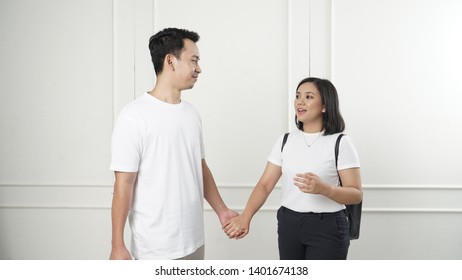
[184, 83, 196, 90]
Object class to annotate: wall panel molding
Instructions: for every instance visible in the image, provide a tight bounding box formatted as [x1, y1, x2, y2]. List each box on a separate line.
[0, 185, 113, 210]
[217, 184, 462, 190]
[113, 0, 135, 121]
[288, 0, 310, 131]
[2, 184, 461, 213]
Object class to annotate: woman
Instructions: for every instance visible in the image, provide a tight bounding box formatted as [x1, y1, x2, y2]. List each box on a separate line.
[224, 77, 362, 260]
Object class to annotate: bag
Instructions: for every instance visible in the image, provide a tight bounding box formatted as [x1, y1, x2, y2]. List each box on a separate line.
[281, 133, 362, 240]
[335, 134, 362, 240]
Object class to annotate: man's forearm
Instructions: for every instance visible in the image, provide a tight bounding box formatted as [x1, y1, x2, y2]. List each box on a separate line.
[111, 190, 131, 247]
[111, 172, 136, 248]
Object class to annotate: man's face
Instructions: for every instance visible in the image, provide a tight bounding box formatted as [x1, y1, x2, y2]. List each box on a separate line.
[173, 39, 201, 90]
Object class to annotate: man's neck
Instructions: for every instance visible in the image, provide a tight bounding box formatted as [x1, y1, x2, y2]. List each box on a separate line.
[149, 83, 182, 104]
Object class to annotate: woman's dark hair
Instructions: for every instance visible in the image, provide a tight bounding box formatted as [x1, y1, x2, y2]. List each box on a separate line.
[295, 77, 345, 135]
[148, 28, 200, 75]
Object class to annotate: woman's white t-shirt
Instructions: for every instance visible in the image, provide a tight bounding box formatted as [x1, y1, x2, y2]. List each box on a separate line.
[267, 130, 360, 213]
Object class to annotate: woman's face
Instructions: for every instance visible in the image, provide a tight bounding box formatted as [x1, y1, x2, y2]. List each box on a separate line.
[294, 82, 325, 129]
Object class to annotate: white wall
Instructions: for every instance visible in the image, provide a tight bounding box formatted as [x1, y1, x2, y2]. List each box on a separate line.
[0, 0, 115, 259]
[1, 0, 461, 260]
[329, 0, 462, 259]
[332, 0, 462, 185]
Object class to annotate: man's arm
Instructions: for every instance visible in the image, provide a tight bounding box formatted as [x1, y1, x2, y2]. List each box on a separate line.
[109, 171, 137, 260]
[202, 159, 238, 226]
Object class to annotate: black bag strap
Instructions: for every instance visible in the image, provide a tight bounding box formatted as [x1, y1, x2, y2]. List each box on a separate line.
[335, 134, 345, 186]
[335, 133, 362, 240]
[281, 133, 289, 152]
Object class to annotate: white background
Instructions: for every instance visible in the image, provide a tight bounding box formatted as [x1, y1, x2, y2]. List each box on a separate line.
[1, 0, 461, 260]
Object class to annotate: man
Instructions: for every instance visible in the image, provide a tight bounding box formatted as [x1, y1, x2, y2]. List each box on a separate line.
[109, 28, 237, 260]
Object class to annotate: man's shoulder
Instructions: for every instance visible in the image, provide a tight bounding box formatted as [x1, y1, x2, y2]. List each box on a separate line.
[119, 94, 151, 114]
[181, 100, 200, 114]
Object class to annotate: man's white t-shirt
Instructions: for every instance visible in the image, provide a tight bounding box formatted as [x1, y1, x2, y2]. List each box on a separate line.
[110, 93, 205, 260]
[267, 130, 360, 213]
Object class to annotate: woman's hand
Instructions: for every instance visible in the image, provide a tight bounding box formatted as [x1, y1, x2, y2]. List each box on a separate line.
[223, 214, 250, 240]
[293, 172, 331, 196]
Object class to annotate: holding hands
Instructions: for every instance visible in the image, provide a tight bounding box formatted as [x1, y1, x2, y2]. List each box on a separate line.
[223, 214, 249, 239]
[221, 161, 282, 240]
[222, 172, 331, 240]
[218, 208, 240, 227]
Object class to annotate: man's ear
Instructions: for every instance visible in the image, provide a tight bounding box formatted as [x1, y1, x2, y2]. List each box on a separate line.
[165, 54, 176, 71]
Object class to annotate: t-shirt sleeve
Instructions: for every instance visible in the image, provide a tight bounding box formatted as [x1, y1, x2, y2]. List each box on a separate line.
[267, 134, 286, 167]
[110, 115, 143, 172]
[337, 135, 360, 170]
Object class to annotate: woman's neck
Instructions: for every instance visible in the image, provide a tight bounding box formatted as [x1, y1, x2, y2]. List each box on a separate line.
[302, 122, 323, 133]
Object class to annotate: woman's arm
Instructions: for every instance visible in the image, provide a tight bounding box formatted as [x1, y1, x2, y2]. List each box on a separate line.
[224, 162, 282, 239]
[294, 167, 362, 205]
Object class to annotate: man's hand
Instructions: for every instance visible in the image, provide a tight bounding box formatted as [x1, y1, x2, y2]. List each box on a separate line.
[109, 245, 132, 260]
[218, 208, 239, 228]
[223, 214, 250, 239]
